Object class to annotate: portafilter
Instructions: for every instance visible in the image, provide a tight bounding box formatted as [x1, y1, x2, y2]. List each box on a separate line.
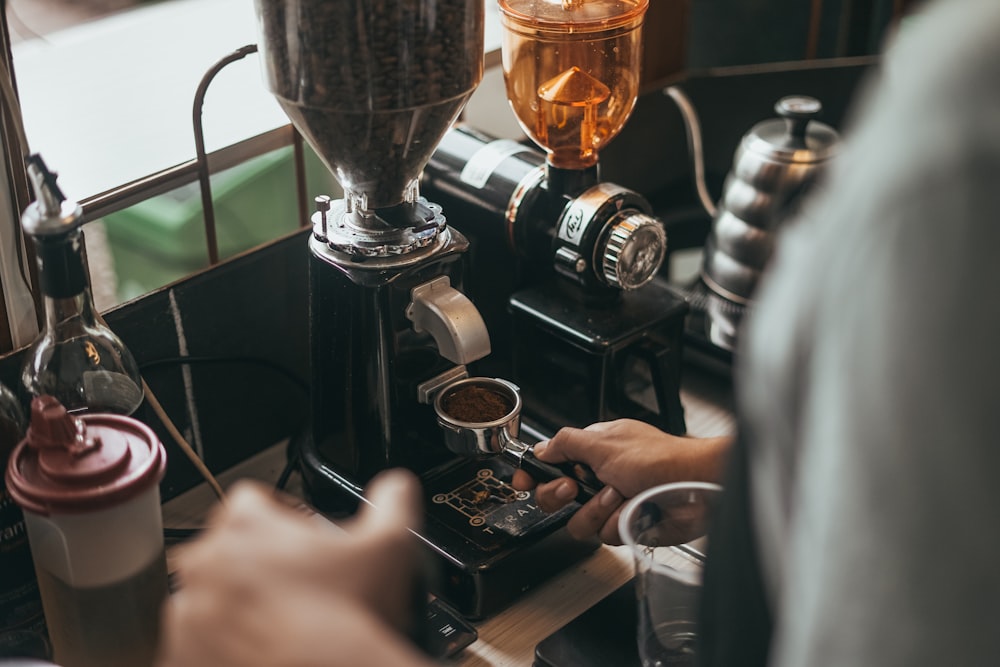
[434, 377, 602, 503]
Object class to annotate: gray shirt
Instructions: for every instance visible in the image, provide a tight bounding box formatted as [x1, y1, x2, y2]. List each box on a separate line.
[737, 0, 1000, 663]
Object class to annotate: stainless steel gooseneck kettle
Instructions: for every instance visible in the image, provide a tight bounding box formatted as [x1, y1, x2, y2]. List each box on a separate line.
[666, 88, 841, 352]
[701, 95, 840, 305]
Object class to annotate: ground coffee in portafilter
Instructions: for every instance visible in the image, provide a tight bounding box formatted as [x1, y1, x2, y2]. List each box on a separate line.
[255, 0, 485, 208]
[442, 386, 514, 423]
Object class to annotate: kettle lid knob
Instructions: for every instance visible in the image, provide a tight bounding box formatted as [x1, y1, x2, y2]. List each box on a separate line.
[775, 95, 822, 142]
[774, 95, 823, 137]
[743, 94, 839, 164]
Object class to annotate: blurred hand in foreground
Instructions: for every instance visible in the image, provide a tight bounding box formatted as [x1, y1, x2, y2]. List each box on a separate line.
[157, 469, 435, 667]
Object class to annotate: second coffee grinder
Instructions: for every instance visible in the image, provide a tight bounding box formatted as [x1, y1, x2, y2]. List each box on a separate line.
[254, 0, 598, 619]
[421, 0, 689, 439]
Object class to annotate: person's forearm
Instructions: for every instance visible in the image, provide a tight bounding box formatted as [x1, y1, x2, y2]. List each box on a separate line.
[663, 434, 734, 485]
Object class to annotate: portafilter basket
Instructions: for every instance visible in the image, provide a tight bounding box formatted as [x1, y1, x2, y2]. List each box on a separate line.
[434, 377, 602, 503]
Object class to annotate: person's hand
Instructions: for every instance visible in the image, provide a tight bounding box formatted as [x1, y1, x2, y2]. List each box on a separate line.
[157, 469, 437, 667]
[512, 419, 730, 544]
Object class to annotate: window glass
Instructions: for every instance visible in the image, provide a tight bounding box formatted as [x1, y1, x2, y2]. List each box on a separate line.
[9, 0, 286, 203]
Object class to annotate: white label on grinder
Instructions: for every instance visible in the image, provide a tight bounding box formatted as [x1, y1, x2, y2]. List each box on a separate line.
[460, 139, 528, 189]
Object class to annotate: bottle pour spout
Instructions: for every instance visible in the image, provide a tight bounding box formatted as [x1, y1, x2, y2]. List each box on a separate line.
[22, 154, 83, 238]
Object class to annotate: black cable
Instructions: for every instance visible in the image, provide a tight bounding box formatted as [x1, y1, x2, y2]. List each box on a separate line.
[274, 459, 297, 492]
[140, 355, 309, 396]
[141, 354, 310, 493]
[274, 443, 300, 493]
[274, 424, 308, 493]
[142, 354, 312, 506]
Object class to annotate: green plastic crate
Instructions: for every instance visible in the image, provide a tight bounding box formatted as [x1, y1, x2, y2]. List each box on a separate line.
[103, 146, 337, 301]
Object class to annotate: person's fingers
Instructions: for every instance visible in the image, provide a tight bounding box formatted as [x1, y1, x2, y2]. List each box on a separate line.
[511, 469, 537, 491]
[353, 468, 424, 537]
[171, 482, 285, 585]
[653, 503, 711, 545]
[532, 477, 580, 513]
[536, 427, 597, 464]
[596, 505, 625, 546]
[565, 486, 624, 541]
[216, 481, 285, 525]
[534, 430, 574, 463]
[160, 574, 259, 667]
[346, 468, 427, 637]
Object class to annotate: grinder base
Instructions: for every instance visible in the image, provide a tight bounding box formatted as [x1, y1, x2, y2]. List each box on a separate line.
[299, 437, 600, 620]
[509, 276, 689, 437]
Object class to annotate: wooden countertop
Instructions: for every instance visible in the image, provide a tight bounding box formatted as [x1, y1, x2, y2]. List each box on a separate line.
[162, 365, 735, 666]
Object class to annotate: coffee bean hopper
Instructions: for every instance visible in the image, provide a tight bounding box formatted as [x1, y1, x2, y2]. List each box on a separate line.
[421, 0, 689, 440]
[253, 0, 599, 619]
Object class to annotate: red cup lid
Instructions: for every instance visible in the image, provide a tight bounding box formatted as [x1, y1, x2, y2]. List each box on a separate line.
[4, 396, 167, 515]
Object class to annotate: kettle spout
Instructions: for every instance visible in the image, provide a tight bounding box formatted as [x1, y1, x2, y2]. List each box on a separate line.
[406, 276, 491, 365]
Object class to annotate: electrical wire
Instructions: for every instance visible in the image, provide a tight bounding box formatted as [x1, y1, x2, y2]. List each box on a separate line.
[274, 445, 299, 493]
[140, 355, 308, 396]
[663, 85, 718, 219]
[274, 425, 309, 493]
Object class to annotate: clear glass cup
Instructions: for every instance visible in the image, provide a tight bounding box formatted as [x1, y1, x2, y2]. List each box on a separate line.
[618, 481, 722, 667]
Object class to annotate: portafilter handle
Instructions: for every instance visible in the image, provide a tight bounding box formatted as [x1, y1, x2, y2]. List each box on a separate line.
[498, 429, 604, 504]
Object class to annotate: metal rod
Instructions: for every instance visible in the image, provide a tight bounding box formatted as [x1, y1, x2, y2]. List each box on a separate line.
[192, 43, 260, 266]
[292, 129, 309, 228]
[806, 0, 824, 60]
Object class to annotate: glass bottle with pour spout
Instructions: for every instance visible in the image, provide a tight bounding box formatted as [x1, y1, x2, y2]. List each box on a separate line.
[5, 396, 168, 667]
[498, 0, 649, 170]
[18, 155, 143, 416]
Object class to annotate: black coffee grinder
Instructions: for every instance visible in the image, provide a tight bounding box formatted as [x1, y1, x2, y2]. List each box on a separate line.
[254, 0, 598, 619]
[421, 0, 688, 439]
